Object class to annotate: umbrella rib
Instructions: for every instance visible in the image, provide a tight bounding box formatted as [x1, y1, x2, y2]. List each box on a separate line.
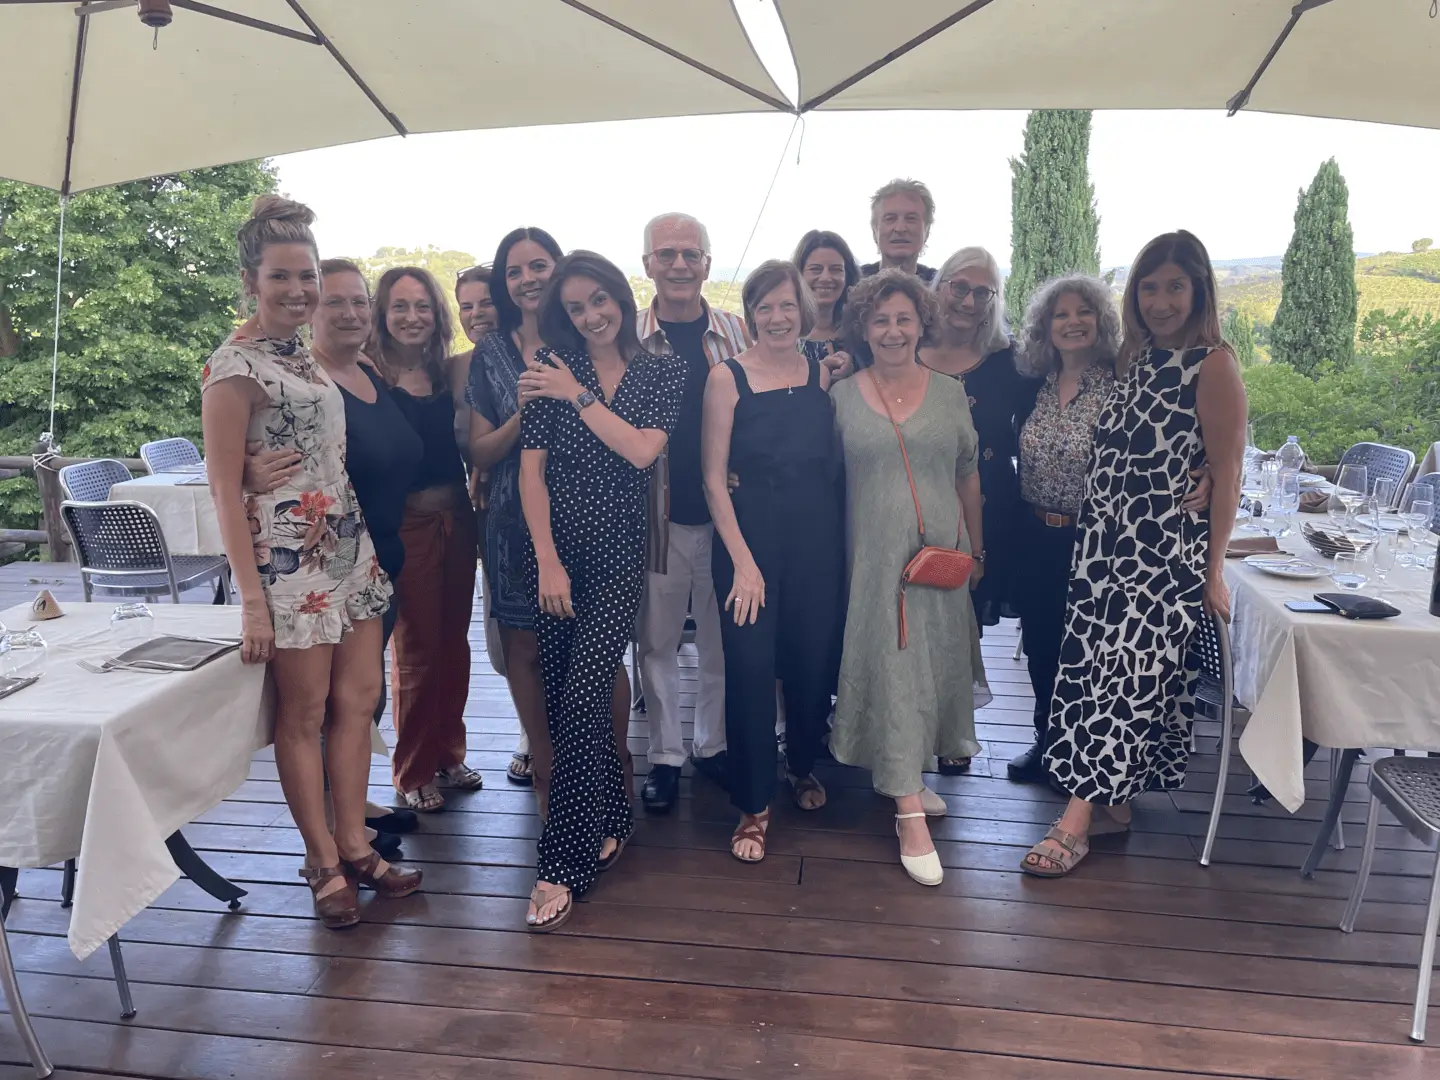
[1226, 0, 1339, 116]
[170, 0, 321, 45]
[557, 0, 794, 113]
[59, 1, 91, 196]
[798, 0, 999, 113]
[284, 0, 408, 136]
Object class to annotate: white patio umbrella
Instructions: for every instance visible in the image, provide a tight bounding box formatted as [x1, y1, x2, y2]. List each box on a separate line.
[774, 0, 1440, 129]
[0, 0, 789, 194]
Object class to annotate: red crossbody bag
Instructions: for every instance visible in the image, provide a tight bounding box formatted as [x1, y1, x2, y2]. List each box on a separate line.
[866, 371, 974, 649]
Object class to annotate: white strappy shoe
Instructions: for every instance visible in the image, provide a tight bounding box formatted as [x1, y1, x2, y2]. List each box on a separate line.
[895, 812, 943, 886]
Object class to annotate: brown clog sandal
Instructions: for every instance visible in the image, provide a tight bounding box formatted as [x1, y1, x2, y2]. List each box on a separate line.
[341, 850, 423, 898]
[1021, 825, 1090, 878]
[298, 865, 360, 929]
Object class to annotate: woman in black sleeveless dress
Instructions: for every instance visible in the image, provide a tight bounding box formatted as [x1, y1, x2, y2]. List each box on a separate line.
[702, 261, 845, 864]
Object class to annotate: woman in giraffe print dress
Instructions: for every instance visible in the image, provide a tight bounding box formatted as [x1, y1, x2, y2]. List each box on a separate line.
[1023, 231, 1247, 878]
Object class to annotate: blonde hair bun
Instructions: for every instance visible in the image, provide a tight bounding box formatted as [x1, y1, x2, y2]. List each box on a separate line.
[248, 194, 316, 227]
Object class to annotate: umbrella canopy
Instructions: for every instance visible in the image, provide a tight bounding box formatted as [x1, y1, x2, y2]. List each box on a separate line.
[0, 0, 789, 193]
[775, 0, 1440, 129]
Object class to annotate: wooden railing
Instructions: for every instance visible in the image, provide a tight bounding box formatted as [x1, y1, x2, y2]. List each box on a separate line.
[0, 454, 145, 561]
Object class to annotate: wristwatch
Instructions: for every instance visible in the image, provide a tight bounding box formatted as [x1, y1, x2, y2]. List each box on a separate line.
[973, 550, 986, 563]
[572, 389, 598, 412]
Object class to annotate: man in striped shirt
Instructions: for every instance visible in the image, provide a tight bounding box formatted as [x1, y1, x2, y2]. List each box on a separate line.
[635, 211, 750, 813]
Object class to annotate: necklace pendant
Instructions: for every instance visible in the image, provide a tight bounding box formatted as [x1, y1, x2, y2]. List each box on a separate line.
[787, 385, 793, 395]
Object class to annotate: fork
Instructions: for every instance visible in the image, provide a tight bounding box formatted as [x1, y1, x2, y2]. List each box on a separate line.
[78, 658, 181, 674]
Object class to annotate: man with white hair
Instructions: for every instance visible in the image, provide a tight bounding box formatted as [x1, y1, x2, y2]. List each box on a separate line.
[635, 212, 749, 813]
[861, 178, 938, 283]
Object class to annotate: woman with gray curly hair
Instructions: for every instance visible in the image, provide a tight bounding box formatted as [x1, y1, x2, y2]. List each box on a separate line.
[829, 269, 989, 887]
[1009, 275, 1213, 787]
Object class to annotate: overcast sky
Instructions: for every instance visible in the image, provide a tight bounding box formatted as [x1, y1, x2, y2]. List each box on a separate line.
[273, 3, 1440, 279]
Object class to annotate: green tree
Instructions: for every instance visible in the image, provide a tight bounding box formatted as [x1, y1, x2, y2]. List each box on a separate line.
[0, 162, 276, 526]
[1414, 238, 1434, 253]
[1007, 110, 1101, 324]
[1224, 308, 1257, 368]
[1270, 158, 1357, 377]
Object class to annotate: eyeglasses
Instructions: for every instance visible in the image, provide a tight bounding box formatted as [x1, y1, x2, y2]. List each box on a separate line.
[455, 263, 493, 282]
[648, 248, 706, 268]
[944, 281, 995, 304]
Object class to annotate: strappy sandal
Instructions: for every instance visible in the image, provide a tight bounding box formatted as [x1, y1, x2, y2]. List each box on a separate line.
[787, 772, 827, 811]
[507, 753, 534, 787]
[597, 830, 633, 873]
[937, 757, 972, 775]
[439, 763, 485, 790]
[526, 882, 574, 933]
[298, 865, 360, 929]
[1021, 825, 1090, 878]
[341, 850, 423, 898]
[730, 809, 771, 863]
[399, 784, 445, 813]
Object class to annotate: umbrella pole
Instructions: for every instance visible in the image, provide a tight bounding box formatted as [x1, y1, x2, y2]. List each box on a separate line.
[39, 195, 68, 456]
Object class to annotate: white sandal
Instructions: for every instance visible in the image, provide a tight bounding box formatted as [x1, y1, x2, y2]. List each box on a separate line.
[399, 783, 445, 813]
[438, 763, 485, 791]
[895, 812, 943, 886]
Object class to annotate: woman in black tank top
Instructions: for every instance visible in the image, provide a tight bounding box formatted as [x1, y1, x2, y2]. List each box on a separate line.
[701, 261, 846, 864]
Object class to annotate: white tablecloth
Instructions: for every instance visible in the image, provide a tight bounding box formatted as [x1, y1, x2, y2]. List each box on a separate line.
[1229, 548, 1440, 813]
[0, 602, 270, 959]
[110, 472, 222, 556]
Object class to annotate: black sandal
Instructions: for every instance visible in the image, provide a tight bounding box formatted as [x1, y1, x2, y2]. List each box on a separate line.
[507, 752, 534, 787]
[937, 757, 972, 775]
[597, 830, 632, 873]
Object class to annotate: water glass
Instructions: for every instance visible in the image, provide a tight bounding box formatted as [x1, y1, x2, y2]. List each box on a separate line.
[1370, 532, 1397, 594]
[5, 629, 48, 677]
[1330, 552, 1368, 591]
[1268, 471, 1300, 538]
[1372, 477, 1399, 511]
[110, 602, 155, 649]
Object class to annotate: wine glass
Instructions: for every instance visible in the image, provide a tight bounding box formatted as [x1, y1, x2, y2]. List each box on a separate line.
[6, 629, 48, 678]
[1335, 464, 1368, 531]
[1330, 552, 1368, 591]
[1370, 532, 1397, 595]
[110, 602, 155, 650]
[1372, 477, 1399, 514]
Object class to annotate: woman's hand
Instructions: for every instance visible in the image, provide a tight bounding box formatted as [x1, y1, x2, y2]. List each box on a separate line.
[822, 349, 854, 381]
[725, 559, 765, 625]
[518, 353, 584, 406]
[1181, 466, 1214, 513]
[538, 556, 575, 619]
[241, 441, 301, 495]
[969, 558, 986, 590]
[469, 469, 489, 511]
[1202, 575, 1231, 622]
[240, 600, 275, 665]
[726, 471, 740, 494]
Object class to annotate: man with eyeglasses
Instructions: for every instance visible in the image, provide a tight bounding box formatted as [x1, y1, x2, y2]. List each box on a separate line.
[860, 178, 938, 283]
[634, 212, 749, 813]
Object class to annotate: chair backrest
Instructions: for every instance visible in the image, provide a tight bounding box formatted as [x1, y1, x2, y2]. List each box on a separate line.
[1189, 610, 1234, 709]
[60, 501, 172, 575]
[1339, 442, 1416, 504]
[139, 437, 201, 474]
[1414, 471, 1440, 534]
[56, 458, 133, 502]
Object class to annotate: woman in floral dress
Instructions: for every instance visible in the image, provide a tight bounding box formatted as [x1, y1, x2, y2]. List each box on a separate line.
[202, 196, 421, 929]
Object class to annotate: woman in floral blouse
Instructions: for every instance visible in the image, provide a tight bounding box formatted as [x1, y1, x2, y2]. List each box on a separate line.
[202, 196, 421, 930]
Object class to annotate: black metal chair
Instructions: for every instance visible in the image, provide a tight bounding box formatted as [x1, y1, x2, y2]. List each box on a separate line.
[1339, 756, 1440, 1042]
[60, 501, 230, 603]
[1339, 442, 1417, 505]
[56, 458, 132, 502]
[1189, 611, 1248, 866]
[139, 437, 201, 474]
[2, 867, 136, 1079]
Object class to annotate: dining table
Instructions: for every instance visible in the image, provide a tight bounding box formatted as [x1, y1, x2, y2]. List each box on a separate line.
[109, 467, 221, 557]
[0, 600, 271, 960]
[1227, 526, 1440, 871]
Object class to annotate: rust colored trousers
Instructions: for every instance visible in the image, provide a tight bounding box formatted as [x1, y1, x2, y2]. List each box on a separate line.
[390, 488, 477, 793]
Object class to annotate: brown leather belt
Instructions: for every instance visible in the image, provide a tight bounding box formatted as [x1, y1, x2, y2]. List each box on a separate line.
[1031, 505, 1074, 528]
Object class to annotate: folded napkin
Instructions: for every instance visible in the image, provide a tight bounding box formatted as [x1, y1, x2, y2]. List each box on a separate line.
[1299, 490, 1330, 513]
[1225, 536, 1281, 558]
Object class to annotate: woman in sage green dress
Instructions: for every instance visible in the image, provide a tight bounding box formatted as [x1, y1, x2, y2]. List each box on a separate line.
[829, 269, 990, 888]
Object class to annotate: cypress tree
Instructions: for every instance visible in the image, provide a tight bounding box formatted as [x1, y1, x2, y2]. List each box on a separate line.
[1223, 308, 1257, 368]
[1007, 110, 1101, 324]
[1270, 158, 1357, 377]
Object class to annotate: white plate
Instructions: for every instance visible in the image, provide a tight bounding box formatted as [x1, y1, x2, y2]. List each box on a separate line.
[1297, 472, 1328, 487]
[1243, 554, 1327, 579]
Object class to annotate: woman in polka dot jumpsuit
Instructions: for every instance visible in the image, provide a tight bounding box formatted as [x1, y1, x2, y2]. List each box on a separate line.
[517, 251, 683, 931]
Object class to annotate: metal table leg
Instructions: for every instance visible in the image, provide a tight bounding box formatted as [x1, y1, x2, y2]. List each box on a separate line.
[1, 867, 55, 1078]
[165, 832, 246, 910]
[1302, 748, 1362, 878]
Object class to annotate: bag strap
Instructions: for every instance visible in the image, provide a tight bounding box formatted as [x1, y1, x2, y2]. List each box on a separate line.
[864, 370, 926, 547]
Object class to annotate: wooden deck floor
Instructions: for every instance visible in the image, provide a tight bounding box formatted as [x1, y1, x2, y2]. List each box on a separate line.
[2, 562, 1438, 1079]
